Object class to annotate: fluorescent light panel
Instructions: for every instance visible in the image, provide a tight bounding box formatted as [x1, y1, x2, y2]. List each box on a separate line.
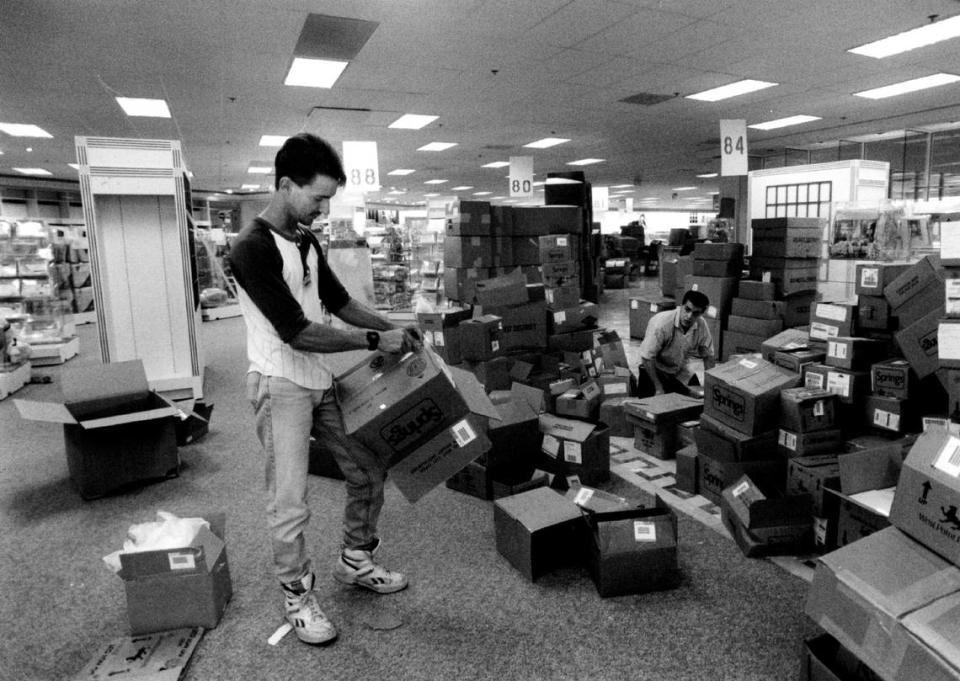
[259, 135, 288, 147]
[388, 114, 438, 130]
[611, 184, 633, 188]
[854, 73, 960, 99]
[473, 191, 492, 196]
[567, 158, 604, 166]
[388, 169, 415, 176]
[849, 14, 960, 58]
[284, 57, 348, 88]
[0, 123, 52, 138]
[686, 79, 778, 102]
[451, 186, 473, 191]
[523, 137, 570, 149]
[13, 167, 51, 175]
[696, 173, 718, 178]
[482, 161, 510, 168]
[424, 179, 447, 184]
[749, 115, 821, 130]
[248, 165, 273, 174]
[116, 97, 171, 118]
[418, 142, 457, 151]
[673, 186, 697, 191]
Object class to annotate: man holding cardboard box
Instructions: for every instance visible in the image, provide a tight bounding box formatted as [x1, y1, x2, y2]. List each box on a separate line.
[229, 134, 421, 646]
[638, 289, 715, 396]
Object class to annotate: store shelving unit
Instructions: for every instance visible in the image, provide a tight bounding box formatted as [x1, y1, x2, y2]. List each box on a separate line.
[76, 136, 203, 399]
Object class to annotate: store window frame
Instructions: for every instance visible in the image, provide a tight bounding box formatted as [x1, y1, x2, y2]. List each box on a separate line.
[764, 181, 832, 219]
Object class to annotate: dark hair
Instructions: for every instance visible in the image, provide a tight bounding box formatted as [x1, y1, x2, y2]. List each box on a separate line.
[274, 133, 347, 190]
[682, 289, 710, 310]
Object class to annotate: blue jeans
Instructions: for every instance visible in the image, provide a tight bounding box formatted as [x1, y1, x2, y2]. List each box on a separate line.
[245, 372, 388, 584]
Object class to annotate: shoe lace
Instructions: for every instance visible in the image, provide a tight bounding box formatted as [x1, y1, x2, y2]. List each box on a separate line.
[301, 593, 326, 621]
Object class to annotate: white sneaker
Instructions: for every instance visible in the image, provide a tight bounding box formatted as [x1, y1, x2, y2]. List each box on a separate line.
[333, 541, 408, 594]
[282, 572, 338, 645]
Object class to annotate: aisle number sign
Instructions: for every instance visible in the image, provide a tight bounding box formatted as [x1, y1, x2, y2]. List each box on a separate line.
[342, 141, 380, 193]
[720, 120, 748, 176]
[509, 156, 534, 198]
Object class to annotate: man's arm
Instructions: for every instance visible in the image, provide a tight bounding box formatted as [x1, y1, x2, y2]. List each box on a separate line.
[332, 298, 398, 332]
[641, 359, 666, 395]
[288, 298, 419, 354]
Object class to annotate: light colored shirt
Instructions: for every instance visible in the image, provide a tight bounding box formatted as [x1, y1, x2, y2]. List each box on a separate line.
[639, 307, 714, 378]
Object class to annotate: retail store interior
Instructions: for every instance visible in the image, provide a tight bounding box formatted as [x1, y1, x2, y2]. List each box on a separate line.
[3, 2, 960, 680]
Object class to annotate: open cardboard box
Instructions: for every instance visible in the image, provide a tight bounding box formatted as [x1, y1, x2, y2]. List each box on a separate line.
[14, 360, 182, 499]
[118, 512, 232, 635]
[336, 348, 501, 502]
[825, 442, 903, 547]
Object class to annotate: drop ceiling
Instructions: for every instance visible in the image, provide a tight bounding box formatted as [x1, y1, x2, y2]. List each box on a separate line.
[1, 0, 960, 208]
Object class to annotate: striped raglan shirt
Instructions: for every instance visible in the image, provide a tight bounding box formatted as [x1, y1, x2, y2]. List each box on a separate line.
[227, 217, 350, 389]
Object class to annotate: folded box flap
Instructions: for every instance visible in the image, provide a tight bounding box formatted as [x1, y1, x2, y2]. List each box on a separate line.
[119, 525, 225, 578]
[63, 359, 151, 407]
[447, 365, 501, 422]
[539, 413, 596, 441]
[839, 444, 903, 494]
[13, 398, 78, 424]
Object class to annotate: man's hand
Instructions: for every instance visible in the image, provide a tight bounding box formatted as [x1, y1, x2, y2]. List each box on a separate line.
[401, 326, 423, 354]
[378, 328, 408, 353]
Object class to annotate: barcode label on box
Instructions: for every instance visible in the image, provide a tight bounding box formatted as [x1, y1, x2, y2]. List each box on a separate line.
[732, 481, 750, 497]
[557, 237, 568, 246]
[779, 430, 797, 451]
[813, 400, 825, 417]
[630, 299, 638, 309]
[604, 383, 628, 395]
[434, 331, 445, 347]
[168, 552, 196, 571]
[872, 409, 899, 431]
[934, 436, 960, 477]
[805, 373, 825, 389]
[542, 434, 560, 458]
[810, 322, 839, 339]
[827, 372, 851, 398]
[547, 290, 556, 303]
[861, 268, 879, 288]
[691, 283, 699, 291]
[491, 340, 500, 352]
[564, 441, 582, 464]
[452, 419, 476, 447]
[762, 272, 771, 283]
[828, 341, 847, 359]
[573, 488, 594, 506]
[706, 305, 718, 318]
[739, 359, 758, 369]
[634, 521, 657, 542]
[816, 304, 848, 322]
[554, 311, 567, 323]
[649, 302, 657, 312]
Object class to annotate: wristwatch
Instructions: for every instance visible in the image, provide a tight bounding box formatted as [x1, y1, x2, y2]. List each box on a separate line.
[366, 331, 380, 351]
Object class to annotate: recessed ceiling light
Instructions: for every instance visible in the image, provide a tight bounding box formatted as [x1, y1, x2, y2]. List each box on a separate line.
[418, 142, 457, 151]
[388, 190, 406, 195]
[523, 137, 570, 149]
[259, 135, 288, 146]
[686, 79, 778, 102]
[424, 192, 441, 197]
[709, 191, 720, 195]
[854, 73, 960, 99]
[749, 115, 822, 131]
[533, 181, 547, 187]
[116, 97, 171, 118]
[544, 177, 581, 185]
[696, 172, 719, 178]
[567, 158, 604, 166]
[241, 184, 261, 190]
[482, 161, 510, 168]
[388, 114, 438, 130]
[672, 186, 697, 191]
[284, 57, 348, 88]
[388, 169, 416, 176]
[491, 196, 507, 200]
[13, 167, 51, 176]
[248, 165, 273, 174]
[0, 123, 52, 138]
[473, 191, 493, 196]
[849, 15, 960, 58]
[424, 179, 448, 184]
[451, 186, 473, 191]
[611, 184, 633, 188]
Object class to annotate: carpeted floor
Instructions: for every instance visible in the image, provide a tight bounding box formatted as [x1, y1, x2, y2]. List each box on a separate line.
[0, 281, 816, 681]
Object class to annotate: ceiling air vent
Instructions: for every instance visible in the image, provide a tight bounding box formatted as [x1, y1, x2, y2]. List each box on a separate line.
[619, 93, 676, 106]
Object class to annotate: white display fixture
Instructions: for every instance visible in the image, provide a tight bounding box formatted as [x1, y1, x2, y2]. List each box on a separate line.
[75, 137, 203, 399]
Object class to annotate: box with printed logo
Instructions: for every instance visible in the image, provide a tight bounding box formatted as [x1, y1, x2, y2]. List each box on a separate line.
[748, 257, 819, 296]
[872, 358, 915, 399]
[475, 301, 547, 352]
[623, 394, 702, 460]
[628, 295, 676, 340]
[802, 363, 870, 406]
[890, 427, 960, 567]
[895, 305, 944, 379]
[939, 319, 960, 369]
[884, 254, 943, 310]
[417, 307, 473, 365]
[704, 357, 800, 435]
[751, 218, 823, 259]
[538, 413, 610, 486]
[335, 350, 501, 501]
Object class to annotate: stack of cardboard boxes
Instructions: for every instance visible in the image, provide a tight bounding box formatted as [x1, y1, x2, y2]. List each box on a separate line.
[688, 242, 743, 360]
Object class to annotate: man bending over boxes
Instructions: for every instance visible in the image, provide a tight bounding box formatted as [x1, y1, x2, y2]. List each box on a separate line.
[639, 289, 715, 396]
[228, 134, 421, 646]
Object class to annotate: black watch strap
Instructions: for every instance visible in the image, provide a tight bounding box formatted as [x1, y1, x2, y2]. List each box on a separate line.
[366, 331, 380, 351]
